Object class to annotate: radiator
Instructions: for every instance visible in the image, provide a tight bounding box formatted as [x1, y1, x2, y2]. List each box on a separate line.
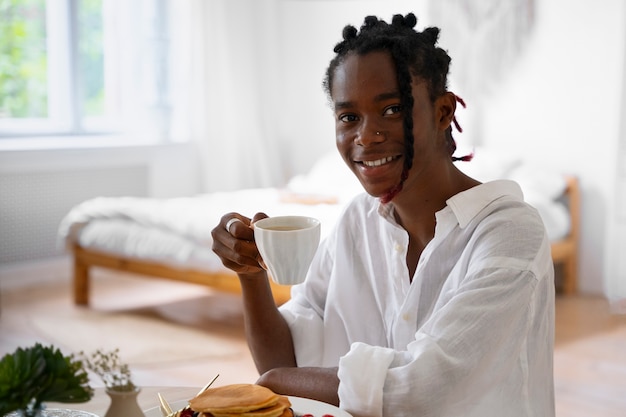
[0, 166, 148, 264]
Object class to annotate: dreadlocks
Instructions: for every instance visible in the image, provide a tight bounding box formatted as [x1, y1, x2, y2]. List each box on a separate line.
[323, 13, 471, 203]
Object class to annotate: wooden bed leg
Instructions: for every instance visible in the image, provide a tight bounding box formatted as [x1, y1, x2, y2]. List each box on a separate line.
[561, 256, 577, 295]
[74, 256, 90, 306]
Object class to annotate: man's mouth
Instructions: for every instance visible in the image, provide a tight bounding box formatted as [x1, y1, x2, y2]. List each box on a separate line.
[361, 156, 398, 167]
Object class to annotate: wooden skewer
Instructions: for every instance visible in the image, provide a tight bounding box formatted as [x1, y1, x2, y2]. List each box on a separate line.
[158, 392, 174, 416]
[196, 373, 220, 396]
[157, 374, 220, 417]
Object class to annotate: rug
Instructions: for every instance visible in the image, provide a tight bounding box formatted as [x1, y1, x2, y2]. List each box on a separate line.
[28, 309, 246, 367]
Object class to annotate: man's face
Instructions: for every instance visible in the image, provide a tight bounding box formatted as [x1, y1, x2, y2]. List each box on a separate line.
[330, 50, 447, 200]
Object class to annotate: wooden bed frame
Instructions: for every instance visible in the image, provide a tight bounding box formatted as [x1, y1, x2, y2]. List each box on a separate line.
[72, 244, 292, 306]
[72, 176, 579, 306]
[549, 175, 580, 294]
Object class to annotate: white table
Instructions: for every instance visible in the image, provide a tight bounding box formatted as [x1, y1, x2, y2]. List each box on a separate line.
[46, 386, 199, 416]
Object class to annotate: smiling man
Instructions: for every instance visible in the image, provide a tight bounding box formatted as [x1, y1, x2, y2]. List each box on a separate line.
[211, 13, 555, 417]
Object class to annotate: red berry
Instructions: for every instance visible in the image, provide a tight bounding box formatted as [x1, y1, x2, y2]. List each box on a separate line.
[179, 409, 195, 417]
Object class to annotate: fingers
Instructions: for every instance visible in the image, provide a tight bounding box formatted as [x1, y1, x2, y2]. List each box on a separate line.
[250, 213, 269, 270]
[213, 238, 265, 275]
[226, 217, 244, 234]
[223, 214, 253, 240]
[252, 212, 269, 224]
[211, 213, 265, 275]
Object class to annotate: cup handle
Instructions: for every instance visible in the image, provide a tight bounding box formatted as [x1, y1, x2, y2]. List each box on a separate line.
[251, 221, 268, 270]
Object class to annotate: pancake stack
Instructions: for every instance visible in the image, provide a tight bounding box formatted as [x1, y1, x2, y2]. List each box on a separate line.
[189, 383, 293, 417]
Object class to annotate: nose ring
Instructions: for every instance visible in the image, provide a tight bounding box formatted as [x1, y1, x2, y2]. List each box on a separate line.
[376, 131, 381, 135]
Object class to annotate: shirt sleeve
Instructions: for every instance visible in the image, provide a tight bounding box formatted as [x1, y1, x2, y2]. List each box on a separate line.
[338, 342, 395, 415]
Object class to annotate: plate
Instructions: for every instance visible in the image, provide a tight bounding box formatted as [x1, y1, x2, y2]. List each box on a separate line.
[6, 410, 98, 417]
[143, 396, 352, 417]
[289, 396, 352, 417]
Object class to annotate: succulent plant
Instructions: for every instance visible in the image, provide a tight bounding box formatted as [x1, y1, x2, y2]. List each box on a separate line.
[0, 343, 93, 416]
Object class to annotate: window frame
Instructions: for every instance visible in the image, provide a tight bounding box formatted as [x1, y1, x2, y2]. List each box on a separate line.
[0, 0, 170, 142]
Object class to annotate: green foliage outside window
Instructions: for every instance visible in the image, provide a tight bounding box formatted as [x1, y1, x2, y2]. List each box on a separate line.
[0, 0, 48, 119]
[0, 0, 104, 121]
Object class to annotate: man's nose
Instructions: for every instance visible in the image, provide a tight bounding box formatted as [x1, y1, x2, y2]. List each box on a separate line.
[355, 126, 386, 146]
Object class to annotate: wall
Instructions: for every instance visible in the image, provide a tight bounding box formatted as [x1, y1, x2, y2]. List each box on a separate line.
[0, 140, 199, 263]
[274, 0, 626, 295]
[477, 0, 625, 295]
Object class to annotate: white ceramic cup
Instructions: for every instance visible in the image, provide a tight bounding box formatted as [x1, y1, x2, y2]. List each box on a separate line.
[253, 215, 321, 285]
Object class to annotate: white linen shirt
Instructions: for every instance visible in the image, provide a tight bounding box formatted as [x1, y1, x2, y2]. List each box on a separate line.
[279, 180, 555, 417]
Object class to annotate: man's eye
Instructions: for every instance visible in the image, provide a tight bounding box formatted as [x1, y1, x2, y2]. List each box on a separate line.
[339, 114, 359, 122]
[384, 105, 402, 115]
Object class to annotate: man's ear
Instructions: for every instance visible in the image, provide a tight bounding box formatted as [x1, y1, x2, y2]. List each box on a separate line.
[435, 92, 457, 131]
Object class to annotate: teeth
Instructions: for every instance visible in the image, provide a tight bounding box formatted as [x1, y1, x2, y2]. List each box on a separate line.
[363, 156, 395, 167]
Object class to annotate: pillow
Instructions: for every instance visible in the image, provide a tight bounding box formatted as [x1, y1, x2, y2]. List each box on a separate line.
[507, 163, 568, 201]
[287, 151, 361, 201]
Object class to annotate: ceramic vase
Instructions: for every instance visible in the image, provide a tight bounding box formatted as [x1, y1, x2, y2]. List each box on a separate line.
[104, 387, 144, 417]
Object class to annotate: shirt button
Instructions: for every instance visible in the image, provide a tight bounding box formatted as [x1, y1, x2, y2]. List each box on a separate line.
[394, 243, 403, 252]
[402, 313, 411, 321]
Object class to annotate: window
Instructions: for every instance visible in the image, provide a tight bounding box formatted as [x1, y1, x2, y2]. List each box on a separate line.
[0, 0, 171, 140]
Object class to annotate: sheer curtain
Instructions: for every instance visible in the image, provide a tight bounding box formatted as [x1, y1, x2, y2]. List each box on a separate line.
[427, 0, 535, 147]
[428, 0, 535, 99]
[606, 40, 626, 313]
[169, 0, 283, 193]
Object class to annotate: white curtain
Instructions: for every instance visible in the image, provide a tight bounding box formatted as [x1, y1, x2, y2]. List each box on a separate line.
[606, 46, 626, 313]
[606, 223, 626, 313]
[169, 0, 283, 193]
[427, 0, 535, 147]
[428, 0, 535, 100]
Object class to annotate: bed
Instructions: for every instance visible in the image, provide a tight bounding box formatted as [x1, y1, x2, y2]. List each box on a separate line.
[59, 149, 579, 307]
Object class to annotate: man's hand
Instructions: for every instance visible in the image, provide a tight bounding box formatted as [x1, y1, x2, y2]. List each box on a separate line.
[211, 212, 269, 275]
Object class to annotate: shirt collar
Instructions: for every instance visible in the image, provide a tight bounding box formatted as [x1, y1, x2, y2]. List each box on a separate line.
[446, 179, 524, 228]
[375, 179, 523, 229]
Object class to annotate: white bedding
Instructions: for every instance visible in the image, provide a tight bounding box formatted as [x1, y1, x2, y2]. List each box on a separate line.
[59, 149, 571, 273]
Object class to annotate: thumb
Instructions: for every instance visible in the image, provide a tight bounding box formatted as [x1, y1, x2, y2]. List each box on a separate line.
[252, 212, 269, 224]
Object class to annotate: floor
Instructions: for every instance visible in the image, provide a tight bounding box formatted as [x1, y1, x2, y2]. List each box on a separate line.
[0, 257, 261, 389]
[1, 257, 626, 416]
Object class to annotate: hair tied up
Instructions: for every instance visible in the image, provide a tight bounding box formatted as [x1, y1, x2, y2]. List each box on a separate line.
[391, 13, 417, 29]
[363, 15, 379, 29]
[342, 25, 357, 41]
[422, 27, 440, 45]
[333, 25, 358, 53]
